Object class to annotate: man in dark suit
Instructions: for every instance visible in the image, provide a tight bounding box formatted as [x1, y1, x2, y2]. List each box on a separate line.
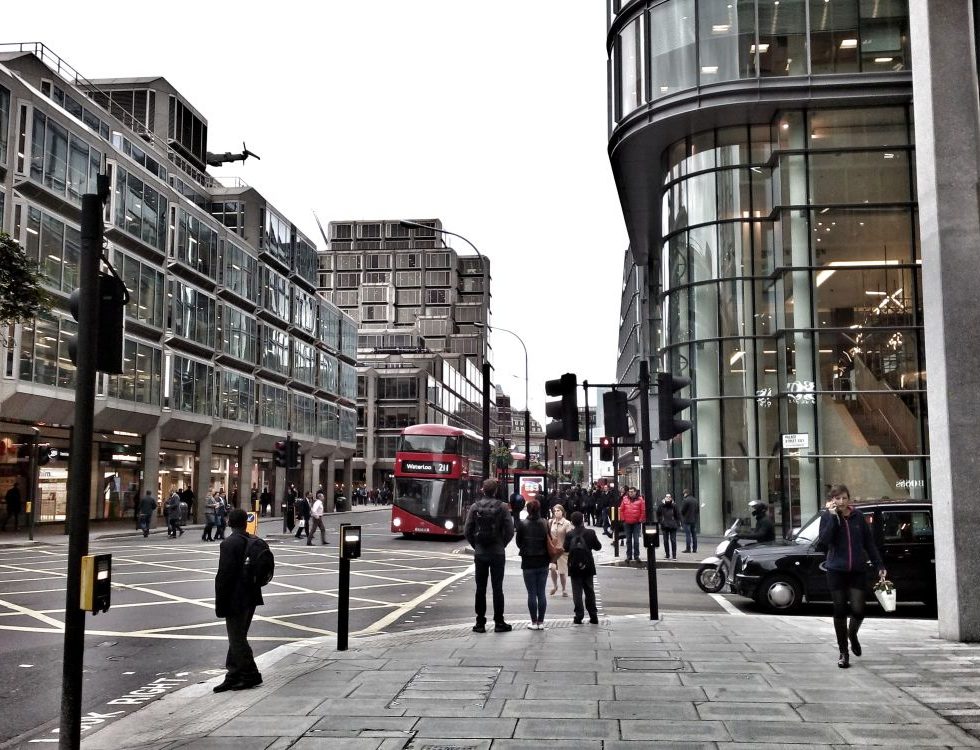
[213, 508, 263, 692]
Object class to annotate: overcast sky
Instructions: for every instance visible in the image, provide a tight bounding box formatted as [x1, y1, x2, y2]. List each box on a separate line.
[9, 2, 629, 426]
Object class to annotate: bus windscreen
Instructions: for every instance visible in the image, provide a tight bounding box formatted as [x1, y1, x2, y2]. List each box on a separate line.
[394, 477, 462, 520]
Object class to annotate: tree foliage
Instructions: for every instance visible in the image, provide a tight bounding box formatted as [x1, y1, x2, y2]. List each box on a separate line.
[0, 232, 49, 326]
[491, 444, 514, 468]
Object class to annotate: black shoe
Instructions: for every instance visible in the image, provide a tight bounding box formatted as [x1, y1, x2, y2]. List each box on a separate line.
[306, 541, 312, 546]
[838, 652, 850, 669]
[143, 531, 149, 537]
[589, 618, 599, 624]
[573, 618, 583, 624]
[232, 675, 263, 690]
[849, 633, 862, 657]
[472, 622, 486, 633]
[213, 678, 242, 693]
[683, 549, 691, 553]
[494, 622, 512, 632]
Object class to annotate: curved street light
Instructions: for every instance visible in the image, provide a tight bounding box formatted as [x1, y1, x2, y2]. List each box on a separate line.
[476, 322, 529, 469]
[399, 220, 492, 480]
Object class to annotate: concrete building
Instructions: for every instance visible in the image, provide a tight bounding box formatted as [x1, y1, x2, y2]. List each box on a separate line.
[317, 219, 491, 489]
[608, 2, 920, 532]
[0, 44, 357, 522]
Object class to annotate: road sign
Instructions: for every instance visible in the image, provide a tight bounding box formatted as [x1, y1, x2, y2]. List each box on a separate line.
[245, 511, 258, 535]
[781, 433, 810, 450]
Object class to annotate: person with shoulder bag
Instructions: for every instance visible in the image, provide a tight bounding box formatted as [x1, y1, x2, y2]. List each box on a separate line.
[516, 498, 553, 630]
[547, 504, 573, 597]
[817, 483, 887, 669]
[564, 511, 603, 624]
[464, 478, 515, 633]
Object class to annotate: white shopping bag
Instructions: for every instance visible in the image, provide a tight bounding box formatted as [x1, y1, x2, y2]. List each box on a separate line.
[874, 580, 897, 613]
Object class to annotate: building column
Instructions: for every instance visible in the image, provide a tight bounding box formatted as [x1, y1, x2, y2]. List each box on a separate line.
[364, 369, 377, 489]
[195, 431, 213, 524]
[239, 439, 254, 510]
[911, 0, 980, 641]
[323, 454, 336, 512]
[342, 458, 354, 504]
[312, 458, 323, 494]
[302, 453, 315, 497]
[273, 466, 285, 516]
[142, 425, 161, 504]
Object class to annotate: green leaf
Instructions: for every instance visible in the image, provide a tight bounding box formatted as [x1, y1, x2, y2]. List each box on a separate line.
[0, 232, 51, 326]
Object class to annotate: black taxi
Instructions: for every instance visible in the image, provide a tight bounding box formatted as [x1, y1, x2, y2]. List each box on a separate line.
[730, 501, 936, 613]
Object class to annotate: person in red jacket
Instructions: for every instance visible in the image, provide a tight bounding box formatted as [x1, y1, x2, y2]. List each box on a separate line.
[618, 487, 646, 563]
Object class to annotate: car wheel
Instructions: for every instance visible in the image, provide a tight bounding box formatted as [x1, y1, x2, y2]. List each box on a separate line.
[756, 574, 802, 613]
[696, 563, 726, 593]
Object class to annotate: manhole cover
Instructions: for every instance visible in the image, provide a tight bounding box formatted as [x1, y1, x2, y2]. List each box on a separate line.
[388, 665, 501, 709]
[614, 657, 689, 672]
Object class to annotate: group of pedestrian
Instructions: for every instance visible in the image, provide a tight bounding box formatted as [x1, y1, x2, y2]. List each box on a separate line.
[203, 489, 230, 542]
[618, 486, 702, 563]
[465, 479, 603, 631]
[351, 486, 392, 506]
[292, 490, 329, 545]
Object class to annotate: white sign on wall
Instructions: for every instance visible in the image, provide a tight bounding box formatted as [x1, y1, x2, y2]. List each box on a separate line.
[781, 433, 810, 450]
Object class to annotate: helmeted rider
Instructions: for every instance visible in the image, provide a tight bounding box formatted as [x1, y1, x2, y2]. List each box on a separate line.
[736, 500, 775, 543]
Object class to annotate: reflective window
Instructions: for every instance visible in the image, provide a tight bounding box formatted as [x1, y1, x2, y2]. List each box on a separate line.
[699, 1, 757, 84]
[339, 362, 357, 400]
[263, 267, 290, 321]
[219, 305, 258, 363]
[262, 207, 291, 265]
[292, 392, 317, 436]
[292, 289, 317, 336]
[650, 0, 696, 99]
[319, 351, 339, 394]
[810, 0, 859, 74]
[112, 248, 165, 329]
[259, 382, 288, 430]
[340, 317, 357, 360]
[222, 241, 258, 300]
[318, 400, 339, 440]
[858, 0, 910, 72]
[292, 339, 316, 386]
[23, 206, 79, 293]
[808, 150, 911, 205]
[219, 370, 254, 424]
[0, 85, 8, 165]
[173, 208, 220, 280]
[293, 235, 317, 286]
[171, 355, 213, 416]
[261, 326, 290, 375]
[18, 312, 75, 389]
[808, 107, 909, 148]
[340, 406, 357, 443]
[618, 15, 645, 117]
[113, 166, 167, 251]
[320, 303, 341, 350]
[758, 0, 808, 77]
[108, 339, 162, 405]
[170, 281, 216, 348]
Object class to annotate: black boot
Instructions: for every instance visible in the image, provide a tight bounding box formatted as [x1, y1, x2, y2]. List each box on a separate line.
[848, 617, 863, 657]
[834, 615, 850, 668]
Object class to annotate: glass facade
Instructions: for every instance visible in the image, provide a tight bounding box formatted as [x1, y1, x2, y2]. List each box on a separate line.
[657, 106, 923, 531]
[614, 0, 911, 122]
[113, 165, 167, 252]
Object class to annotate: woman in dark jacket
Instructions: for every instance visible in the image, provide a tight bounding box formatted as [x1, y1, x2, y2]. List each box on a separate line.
[817, 483, 887, 669]
[516, 498, 551, 630]
[657, 494, 682, 560]
[563, 511, 602, 624]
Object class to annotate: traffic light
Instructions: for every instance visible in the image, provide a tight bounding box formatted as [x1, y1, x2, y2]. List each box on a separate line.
[544, 373, 579, 441]
[286, 439, 300, 469]
[602, 390, 630, 437]
[657, 372, 693, 441]
[273, 440, 288, 468]
[68, 273, 127, 374]
[598, 436, 613, 462]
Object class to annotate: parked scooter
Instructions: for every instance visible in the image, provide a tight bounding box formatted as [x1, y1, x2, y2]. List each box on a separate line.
[695, 519, 755, 593]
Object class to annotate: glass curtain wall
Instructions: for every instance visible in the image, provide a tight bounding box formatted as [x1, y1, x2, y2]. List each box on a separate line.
[658, 106, 923, 533]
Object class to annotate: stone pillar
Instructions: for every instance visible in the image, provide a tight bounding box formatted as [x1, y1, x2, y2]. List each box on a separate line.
[323, 454, 336, 512]
[142, 424, 161, 504]
[911, 0, 980, 641]
[302, 453, 316, 497]
[312, 458, 323, 494]
[196, 431, 213, 524]
[239, 439, 254, 510]
[273, 466, 286, 517]
[343, 458, 354, 504]
[364, 369, 377, 489]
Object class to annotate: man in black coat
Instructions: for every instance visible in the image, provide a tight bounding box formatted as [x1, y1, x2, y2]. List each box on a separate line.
[564, 511, 602, 624]
[213, 508, 264, 692]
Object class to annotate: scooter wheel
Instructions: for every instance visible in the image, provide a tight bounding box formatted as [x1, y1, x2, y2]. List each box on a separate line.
[696, 563, 726, 593]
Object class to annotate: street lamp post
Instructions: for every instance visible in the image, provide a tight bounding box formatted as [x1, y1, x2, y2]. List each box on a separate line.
[476, 322, 529, 469]
[399, 220, 492, 480]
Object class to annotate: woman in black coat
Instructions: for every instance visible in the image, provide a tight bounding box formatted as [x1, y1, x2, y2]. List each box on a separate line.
[516, 498, 551, 630]
[563, 511, 602, 624]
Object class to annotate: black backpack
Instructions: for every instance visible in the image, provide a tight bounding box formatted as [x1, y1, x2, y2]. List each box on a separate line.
[568, 531, 591, 573]
[473, 503, 499, 545]
[244, 535, 275, 587]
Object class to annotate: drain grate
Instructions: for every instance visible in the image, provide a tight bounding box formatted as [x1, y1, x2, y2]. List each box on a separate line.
[614, 657, 689, 672]
[388, 665, 501, 709]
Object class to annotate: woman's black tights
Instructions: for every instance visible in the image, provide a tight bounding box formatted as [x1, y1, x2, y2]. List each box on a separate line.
[831, 586, 865, 653]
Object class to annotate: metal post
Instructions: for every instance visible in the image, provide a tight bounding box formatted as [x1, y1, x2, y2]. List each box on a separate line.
[338, 522, 350, 652]
[524, 409, 530, 470]
[482, 361, 491, 480]
[779, 439, 789, 539]
[583, 381, 593, 486]
[544, 435, 549, 475]
[60, 193, 102, 749]
[639, 360, 659, 621]
[27, 430, 39, 542]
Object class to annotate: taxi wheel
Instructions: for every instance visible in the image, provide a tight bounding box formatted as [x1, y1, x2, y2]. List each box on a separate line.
[757, 574, 802, 613]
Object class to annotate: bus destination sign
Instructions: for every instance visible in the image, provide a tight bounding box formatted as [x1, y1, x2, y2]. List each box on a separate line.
[402, 460, 452, 474]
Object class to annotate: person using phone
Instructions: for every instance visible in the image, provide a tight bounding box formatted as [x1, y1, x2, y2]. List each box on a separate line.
[817, 483, 887, 669]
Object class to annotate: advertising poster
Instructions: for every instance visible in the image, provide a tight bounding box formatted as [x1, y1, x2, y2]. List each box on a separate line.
[517, 473, 545, 505]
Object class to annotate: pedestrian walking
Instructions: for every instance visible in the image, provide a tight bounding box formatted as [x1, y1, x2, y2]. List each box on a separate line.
[294, 492, 312, 541]
[564, 511, 602, 624]
[547, 504, 573, 597]
[166, 489, 183, 538]
[509, 487, 525, 526]
[203, 493, 217, 541]
[680, 488, 700, 553]
[2, 482, 22, 532]
[181, 486, 196, 524]
[308, 491, 328, 545]
[600, 484, 616, 537]
[137, 490, 155, 538]
[516, 498, 551, 630]
[260, 486, 272, 517]
[250, 484, 259, 512]
[463, 478, 514, 633]
[817, 483, 887, 669]
[618, 487, 646, 562]
[657, 493, 681, 560]
[284, 484, 298, 532]
[213, 508, 265, 692]
[214, 493, 228, 540]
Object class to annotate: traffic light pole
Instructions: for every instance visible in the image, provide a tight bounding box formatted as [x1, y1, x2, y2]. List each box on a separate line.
[60, 193, 103, 749]
[27, 430, 39, 543]
[639, 361, 659, 621]
[482, 362, 491, 481]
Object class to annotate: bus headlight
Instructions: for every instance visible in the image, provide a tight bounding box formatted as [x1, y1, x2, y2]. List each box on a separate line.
[444, 520, 455, 530]
[393, 517, 402, 527]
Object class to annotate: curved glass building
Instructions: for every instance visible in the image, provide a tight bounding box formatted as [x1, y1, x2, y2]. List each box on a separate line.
[607, 1, 923, 533]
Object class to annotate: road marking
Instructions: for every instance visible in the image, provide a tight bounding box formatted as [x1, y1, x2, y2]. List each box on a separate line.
[0, 596, 67, 629]
[709, 593, 746, 615]
[356, 563, 475, 635]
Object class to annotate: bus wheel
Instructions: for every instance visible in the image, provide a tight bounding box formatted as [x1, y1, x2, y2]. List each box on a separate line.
[401, 532, 416, 539]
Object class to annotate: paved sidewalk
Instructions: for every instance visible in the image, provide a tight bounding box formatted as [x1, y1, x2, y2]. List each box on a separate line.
[80, 612, 980, 749]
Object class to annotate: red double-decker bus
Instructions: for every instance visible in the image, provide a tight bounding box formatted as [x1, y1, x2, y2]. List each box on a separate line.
[391, 424, 483, 538]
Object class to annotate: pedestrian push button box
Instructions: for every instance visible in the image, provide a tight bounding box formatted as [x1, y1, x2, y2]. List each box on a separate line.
[340, 524, 362, 559]
[643, 522, 660, 548]
[80, 553, 111, 614]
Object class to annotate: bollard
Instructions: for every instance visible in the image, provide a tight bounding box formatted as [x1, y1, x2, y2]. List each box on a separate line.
[337, 524, 362, 651]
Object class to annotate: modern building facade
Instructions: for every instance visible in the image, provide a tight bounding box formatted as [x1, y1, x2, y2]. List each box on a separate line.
[608, 2, 921, 532]
[0, 43, 357, 522]
[317, 219, 492, 489]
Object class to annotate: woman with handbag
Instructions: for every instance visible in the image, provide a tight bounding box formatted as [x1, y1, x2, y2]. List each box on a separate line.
[516, 498, 557, 630]
[817, 483, 887, 669]
[548, 504, 574, 597]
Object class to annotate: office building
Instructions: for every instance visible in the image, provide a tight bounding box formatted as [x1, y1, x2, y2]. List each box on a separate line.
[0, 43, 357, 521]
